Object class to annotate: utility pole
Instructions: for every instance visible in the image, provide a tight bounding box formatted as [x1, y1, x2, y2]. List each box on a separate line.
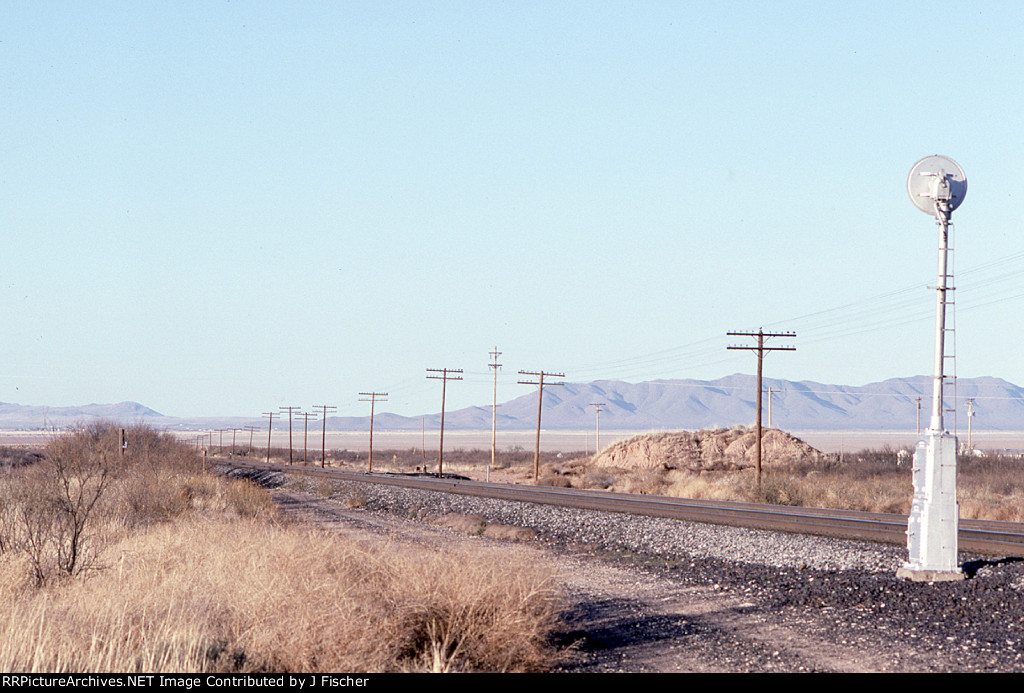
[245, 425, 258, 457]
[764, 387, 778, 429]
[280, 406, 300, 465]
[427, 368, 463, 477]
[589, 402, 606, 453]
[916, 397, 922, 436]
[359, 392, 388, 473]
[294, 411, 318, 465]
[489, 347, 502, 471]
[967, 398, 975, 452]
[727, 329, 796, 489]
[518, 370, 566, 481]
[229, 428, 242, 458]
[312, 405, 337, 468]
[261, 412, 276, 464]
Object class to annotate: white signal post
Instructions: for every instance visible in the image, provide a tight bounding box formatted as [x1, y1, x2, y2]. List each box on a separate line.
[897, 155, 967, 582]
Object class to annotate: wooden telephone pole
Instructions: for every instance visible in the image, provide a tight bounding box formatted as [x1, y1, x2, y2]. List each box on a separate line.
[589, 402, 606, 454]
[244, 425, 258, 457]
[727, 329, 795, 488]
[489, 347, 502, 471]
[312, 405, 337, 468]
[294, 412, 318, 465]
[518, 370, 565, 481]
[359, 392, 388, 472]
[261, 411, 276, 464]
[279, 406, 301, 465]
[427, 368, 463, 476]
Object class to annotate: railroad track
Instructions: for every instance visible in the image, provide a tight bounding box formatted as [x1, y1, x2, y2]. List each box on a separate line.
[217, 459, 1024, 557]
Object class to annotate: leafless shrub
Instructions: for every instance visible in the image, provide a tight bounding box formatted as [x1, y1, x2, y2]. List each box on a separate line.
[482, 524, 539, 541]
[341, 488, 368, 509]
[536, 474, 573, 488]
[435, 513, 487, 535]
[0, 422, 212, 584]
[0, 446, 43, 469]
[5, 424, 120, 584]
[581, 470, 618, 490]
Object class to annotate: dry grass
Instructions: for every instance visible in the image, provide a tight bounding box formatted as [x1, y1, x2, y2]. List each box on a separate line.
[304, 446, 562, 478]
[585, 452, 1022, 520]
[504, 442, 1023, 521]
[0, 516, 562, 673]
[0, 424, 565, 673]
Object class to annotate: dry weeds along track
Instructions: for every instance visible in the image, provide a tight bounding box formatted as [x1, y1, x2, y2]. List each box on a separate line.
[221, 463, 1024, 673]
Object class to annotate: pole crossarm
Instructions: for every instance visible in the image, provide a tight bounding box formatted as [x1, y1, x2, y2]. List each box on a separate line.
[726, 330, 797, 353]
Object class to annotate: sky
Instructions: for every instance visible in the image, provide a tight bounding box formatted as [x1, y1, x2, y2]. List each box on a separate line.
[3, 1, 1024, 419]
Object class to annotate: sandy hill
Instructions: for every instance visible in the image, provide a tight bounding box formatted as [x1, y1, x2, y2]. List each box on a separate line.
[590, 427, 825, 472]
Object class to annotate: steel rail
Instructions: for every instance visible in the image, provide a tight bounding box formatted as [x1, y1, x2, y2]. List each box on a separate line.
[219, 459, 1024, 557]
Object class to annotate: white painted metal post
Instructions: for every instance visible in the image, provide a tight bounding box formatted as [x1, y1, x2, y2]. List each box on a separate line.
[898, 156, 966, 582]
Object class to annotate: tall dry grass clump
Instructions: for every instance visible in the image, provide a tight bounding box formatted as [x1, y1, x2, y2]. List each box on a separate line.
[957, 453, 1024, 522]
[0, 516, 563, 673]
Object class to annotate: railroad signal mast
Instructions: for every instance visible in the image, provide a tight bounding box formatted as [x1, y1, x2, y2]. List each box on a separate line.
[898, 155, 968, 582]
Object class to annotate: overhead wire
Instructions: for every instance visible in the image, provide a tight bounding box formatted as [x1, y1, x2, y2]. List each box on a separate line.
[552, 246, 1024, 403]
[380, 248, 1024, 415]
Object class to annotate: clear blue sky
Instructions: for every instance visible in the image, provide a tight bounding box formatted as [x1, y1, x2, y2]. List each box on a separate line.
[3, 1, 1024, 419]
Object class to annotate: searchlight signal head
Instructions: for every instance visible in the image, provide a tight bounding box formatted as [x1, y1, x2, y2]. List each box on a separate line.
[907, 155, 967, 219]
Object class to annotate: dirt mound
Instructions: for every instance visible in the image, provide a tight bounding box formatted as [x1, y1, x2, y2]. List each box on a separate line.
[591, 427, 824, 472]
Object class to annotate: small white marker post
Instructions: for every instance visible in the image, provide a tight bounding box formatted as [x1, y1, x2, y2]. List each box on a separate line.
[897, 155, 967, 582]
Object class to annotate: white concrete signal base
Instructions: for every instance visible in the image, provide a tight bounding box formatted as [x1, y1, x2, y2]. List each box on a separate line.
[897, 429, 964, 582]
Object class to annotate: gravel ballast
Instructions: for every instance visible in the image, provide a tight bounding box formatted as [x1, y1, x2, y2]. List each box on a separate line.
[234, 467, 1024, 672]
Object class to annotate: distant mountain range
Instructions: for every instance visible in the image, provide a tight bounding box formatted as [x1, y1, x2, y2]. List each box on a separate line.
[3, 375, 1024, 433]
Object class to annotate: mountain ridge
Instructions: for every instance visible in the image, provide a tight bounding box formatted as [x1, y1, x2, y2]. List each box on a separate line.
[2, 375, 1023, 433]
